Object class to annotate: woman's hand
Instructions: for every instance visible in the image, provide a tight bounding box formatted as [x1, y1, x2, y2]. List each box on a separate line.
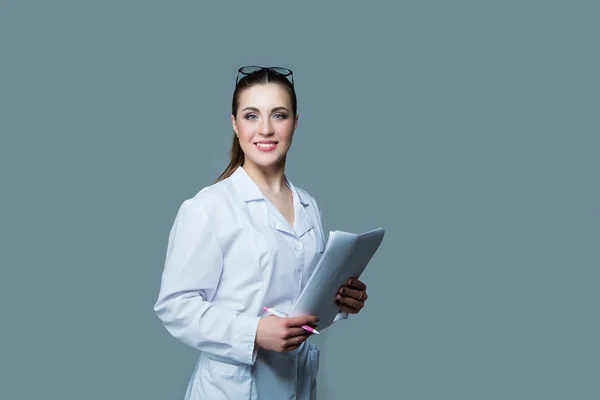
[255, 314, 320, 352]
[336, 277, 368, 314]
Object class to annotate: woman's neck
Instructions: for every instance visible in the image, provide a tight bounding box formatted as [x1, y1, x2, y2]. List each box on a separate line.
[242, 160, 288, 195]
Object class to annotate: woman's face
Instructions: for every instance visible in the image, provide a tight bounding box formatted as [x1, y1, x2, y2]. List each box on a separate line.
[231, 83, 298, 170]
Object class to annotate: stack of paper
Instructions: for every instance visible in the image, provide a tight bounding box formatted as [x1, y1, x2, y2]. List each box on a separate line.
[289, 228, 385, 329]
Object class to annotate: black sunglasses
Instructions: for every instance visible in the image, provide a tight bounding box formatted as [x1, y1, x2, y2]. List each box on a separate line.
[235, 66, 294, 87]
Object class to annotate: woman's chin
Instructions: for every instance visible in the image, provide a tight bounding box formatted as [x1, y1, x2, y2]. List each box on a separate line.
[246, 155, 286, 169]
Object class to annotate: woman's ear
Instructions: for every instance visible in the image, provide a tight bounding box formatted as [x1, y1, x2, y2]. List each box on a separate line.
[294, 113, 299, 131]
[231, 114, 238, 136]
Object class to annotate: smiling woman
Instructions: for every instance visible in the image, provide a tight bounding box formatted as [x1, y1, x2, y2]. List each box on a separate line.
[231, 84, 296, 169]
[154, 66, 370, 400]
[216, 67, 299, 184]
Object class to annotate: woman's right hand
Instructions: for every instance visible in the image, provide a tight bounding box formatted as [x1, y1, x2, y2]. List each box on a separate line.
[255, 315, 320, 352]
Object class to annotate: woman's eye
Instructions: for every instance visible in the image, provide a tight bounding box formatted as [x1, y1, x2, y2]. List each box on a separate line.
[245, 114, 258, 120]
[273, 113, 287, 120]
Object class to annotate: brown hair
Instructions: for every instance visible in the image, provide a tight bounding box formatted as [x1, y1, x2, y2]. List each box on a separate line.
[214, 69, 297, 183]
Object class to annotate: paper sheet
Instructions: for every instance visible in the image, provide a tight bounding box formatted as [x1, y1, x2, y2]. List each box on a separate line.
[289, 227, 385, 329]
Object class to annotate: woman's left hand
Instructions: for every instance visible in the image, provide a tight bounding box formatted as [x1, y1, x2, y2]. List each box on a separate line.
[335, 277, 368, 314]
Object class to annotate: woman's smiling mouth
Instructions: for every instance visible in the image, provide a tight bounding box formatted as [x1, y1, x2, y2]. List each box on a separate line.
[254, 141, 278, 151]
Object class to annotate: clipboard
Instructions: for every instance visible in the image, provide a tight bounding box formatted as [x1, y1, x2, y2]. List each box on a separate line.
[289, 227, 385, 329]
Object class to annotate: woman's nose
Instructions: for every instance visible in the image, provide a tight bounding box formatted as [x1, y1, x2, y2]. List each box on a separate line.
[258, 118, 274, 135]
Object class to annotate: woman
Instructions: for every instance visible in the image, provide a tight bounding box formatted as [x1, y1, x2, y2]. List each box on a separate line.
[154, 66, 369, 399]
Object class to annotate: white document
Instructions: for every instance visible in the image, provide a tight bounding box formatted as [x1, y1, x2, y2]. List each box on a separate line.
[289, 227, 385, 329]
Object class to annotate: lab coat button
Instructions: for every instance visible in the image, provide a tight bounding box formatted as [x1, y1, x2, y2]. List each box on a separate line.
[295, 244, 302, 252]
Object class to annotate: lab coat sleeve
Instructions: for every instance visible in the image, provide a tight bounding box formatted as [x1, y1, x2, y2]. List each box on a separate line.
[313, 196, 349, 323]
[154, 197, 261, 365]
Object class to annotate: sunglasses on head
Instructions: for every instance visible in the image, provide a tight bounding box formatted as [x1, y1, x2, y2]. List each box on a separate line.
[235, 66, 294, 87]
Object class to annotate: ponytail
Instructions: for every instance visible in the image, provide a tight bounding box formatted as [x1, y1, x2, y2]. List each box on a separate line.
[214, 133, 244, 183]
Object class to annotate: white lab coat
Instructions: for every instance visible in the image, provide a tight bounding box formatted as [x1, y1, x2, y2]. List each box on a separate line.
[154, 166, 347, 399]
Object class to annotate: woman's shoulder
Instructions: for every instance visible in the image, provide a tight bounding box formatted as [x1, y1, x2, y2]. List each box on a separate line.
[295, 185, 318, 204]
[177, 179, 231, 214]
[292, 184, 323, 216]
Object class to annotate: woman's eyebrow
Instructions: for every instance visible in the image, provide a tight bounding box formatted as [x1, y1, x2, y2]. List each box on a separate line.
[241, 106, 290, 112]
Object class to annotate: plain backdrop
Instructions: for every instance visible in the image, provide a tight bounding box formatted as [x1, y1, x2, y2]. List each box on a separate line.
[1, 1, 598, 399]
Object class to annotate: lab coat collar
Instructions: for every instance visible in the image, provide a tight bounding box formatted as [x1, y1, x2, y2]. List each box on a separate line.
[230, 166, 313, 237]
[230, 166, 264, 202]
[282, 180, 314, 238]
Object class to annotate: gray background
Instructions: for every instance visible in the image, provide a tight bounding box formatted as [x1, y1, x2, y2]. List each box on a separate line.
[1, 1, 598, 399]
